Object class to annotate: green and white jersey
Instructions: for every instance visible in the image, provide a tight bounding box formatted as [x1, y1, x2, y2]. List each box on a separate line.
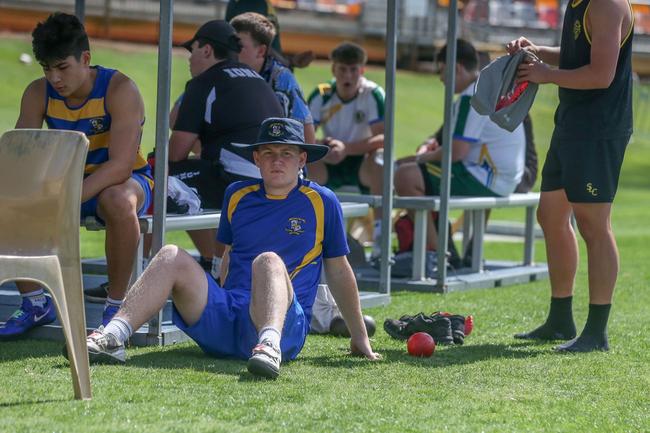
[454, 84, 525, 196]
[307, 77, 385, 143]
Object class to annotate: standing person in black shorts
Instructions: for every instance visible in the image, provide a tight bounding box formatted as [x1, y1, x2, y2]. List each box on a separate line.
[507, 0, 634, 352]
[169, 20, 283, 278]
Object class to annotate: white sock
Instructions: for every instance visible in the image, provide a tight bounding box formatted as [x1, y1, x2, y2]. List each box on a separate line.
[258, 326, 281, 349]
[104, 317, 133, 345]
[23, 289, 47, 309]
[105, 296, 123, 309]
[211, 256, 222, 280]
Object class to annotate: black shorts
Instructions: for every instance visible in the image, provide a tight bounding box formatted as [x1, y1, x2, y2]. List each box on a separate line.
[169, 159, 254, 209]
[541, 134, 630, 203]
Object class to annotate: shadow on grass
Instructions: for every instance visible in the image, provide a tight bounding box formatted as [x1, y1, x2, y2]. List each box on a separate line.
[0, 339, 63, 363]
[301, 341, 548, 369]
[124, 345, 246, 377]
[0, 398, 67, 408]
[127, 346, 279, 382]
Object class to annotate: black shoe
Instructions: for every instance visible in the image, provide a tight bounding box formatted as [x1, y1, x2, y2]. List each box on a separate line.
[84, 282, 109, 303]
[514, 323, 576, 341]
[384, 313, 453, 344]
[383, 314, 419, 340]
[438, 313, 466, 345]
[554, 334, 609, 353]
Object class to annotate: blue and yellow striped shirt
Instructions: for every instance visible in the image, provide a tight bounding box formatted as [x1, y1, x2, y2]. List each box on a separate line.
[45, 65, 152, 182]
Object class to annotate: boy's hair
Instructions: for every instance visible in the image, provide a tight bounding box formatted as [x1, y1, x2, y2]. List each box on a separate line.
[436, 39, 478, 72]
[330, 42, 367, 65]
[196, 38, 233, 61]
[32, 12, 90, 65]
[230, 12, 276, 47]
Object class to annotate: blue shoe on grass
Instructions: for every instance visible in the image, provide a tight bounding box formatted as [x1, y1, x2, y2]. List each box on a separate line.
[0, 296, 57, 340]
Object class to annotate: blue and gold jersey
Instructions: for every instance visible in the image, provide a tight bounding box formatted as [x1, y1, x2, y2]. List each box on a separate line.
[45, 65, 152, 181]
[217, 178, 349, 321]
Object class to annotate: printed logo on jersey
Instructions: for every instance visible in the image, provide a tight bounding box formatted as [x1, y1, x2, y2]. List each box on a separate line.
[355, 110, 366, 123]
[573, 20, 582, 40]
[223, 68, 263, 80]
[586, 182, 598, 196]
[268, 121, 285, 137]
[571, 0, 584, 7]
[89, 117, 106, 134]
[286, 217, 306, 235]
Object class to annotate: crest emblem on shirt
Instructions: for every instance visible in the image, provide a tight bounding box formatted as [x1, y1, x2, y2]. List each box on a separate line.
[268, 122, 284, 137]
[355, 110, 366, 123]
[573, 20, 582, 40]
[89, 117, 105, 134]
[286, 217, 306, 235]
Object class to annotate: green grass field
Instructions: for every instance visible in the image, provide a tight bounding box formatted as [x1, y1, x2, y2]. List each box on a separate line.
[1, 36, 650, 433]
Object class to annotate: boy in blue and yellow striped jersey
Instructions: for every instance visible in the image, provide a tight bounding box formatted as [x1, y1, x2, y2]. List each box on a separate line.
[0, 12, 153, 339]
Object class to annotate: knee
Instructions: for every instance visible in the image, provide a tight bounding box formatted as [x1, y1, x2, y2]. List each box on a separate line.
[536, 205, 568, 233]
[575, 215, 611, 243]
[394, 163, 421, 196]
[252, 252, 285, 275]
[98, 184, 138, 222]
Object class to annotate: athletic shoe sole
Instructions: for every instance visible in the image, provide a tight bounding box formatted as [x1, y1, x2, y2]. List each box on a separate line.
[247, 357, 279, 379]
[61, 343, 126, 364]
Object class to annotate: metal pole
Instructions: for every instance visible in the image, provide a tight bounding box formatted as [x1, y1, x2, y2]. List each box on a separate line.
[75, 0, 85, 23]
[379, 0, 398, 296]
[435, 0, 458, 292]
[147, 0, 173, 343]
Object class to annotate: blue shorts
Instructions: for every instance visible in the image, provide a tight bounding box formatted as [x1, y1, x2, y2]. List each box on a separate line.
[80, 172, 154, 219]
[172, 272, 309, 361]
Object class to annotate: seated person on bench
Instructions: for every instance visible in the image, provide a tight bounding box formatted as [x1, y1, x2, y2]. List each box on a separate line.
[394, 39, 525, 255]
[162, 20, 284, 277]
[84, 118, 379, 378]
[307, 42, 385, 257]
[230, 12, 315, 144]
[0, 12, 153, 339]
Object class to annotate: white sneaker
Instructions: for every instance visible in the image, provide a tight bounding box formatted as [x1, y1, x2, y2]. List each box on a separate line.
[86, 326, 126, 364]
[247, 340, 281, 379]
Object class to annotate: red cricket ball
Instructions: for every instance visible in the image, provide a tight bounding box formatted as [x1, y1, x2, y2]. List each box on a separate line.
[407, 332, 435, 357]
[465, 315, 474, 336]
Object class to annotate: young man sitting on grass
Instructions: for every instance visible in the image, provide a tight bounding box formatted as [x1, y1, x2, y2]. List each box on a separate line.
[84, 117, 379, 378]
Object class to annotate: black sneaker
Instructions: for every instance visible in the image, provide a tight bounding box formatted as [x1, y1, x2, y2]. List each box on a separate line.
[384, 313, 453, 344]
[438, 312, 467, 345]
[383, 314, 418, 340]
[84, 282, 109, 303]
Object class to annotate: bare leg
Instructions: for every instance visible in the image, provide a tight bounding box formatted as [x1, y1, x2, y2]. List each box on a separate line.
[515, 189, 577, 340]
[538, 189, 578, 298]
[187, 229, 219, 258]
[306, 161, 329, 185]
[116, 245, 208, 330]
[246, 252, 293, 378]
[249, 252, 293, 332]
[572, 202, 618, 304]
[553, 202, 617, 352]
[96, 178, 145, 301]
[395, 162, 438, 250]
[359, 151, 385, 254]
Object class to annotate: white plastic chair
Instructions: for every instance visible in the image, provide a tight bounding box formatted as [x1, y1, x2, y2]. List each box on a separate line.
[0, 129, 91, 400]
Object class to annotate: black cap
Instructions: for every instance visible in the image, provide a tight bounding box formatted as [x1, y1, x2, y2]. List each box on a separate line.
[181, 20, 241, 53]
[232, 118, 330, 163]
